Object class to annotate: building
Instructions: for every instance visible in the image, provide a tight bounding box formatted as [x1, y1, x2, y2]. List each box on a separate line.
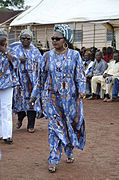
[10, 22, 113, 51]
[0, 9, 23, 44]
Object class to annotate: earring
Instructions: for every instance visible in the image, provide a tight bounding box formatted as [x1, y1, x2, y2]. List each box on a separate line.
[63, 42, 68, 50]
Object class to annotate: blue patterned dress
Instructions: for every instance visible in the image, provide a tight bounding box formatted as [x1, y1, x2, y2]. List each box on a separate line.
[0, 49, 19, 89]
[32, 48, 86, 164]
[12, 44, 42, 113]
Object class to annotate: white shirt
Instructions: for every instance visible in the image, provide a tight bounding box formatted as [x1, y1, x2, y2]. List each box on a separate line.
[104, 60, 119, 78]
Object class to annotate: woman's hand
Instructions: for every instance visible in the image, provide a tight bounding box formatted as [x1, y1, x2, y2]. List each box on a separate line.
[103, 73, 108, 78]
[30, 98, 35, 109]
[103, 73, 112, 78]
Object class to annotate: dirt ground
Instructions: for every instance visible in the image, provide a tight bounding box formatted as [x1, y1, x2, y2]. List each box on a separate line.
[0, 99, 119, 180]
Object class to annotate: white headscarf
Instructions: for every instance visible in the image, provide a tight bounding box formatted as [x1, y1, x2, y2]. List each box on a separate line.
[20, 29, 33, 39]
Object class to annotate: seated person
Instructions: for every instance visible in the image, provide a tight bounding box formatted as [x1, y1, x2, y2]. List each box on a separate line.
[88, 50, 119, 101]
[90, 46, 97, 61]
[107, 78, 119, 101]
[102, 47, 107, 59]
[87, 50, 108, 99]
[103, 46, 113, 63]
[83, 50, 94, 97]
[80, 46, 86, 60]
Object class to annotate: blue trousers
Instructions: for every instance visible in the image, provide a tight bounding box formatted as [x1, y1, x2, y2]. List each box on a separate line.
[112, 78, 119, 98]
[48, 128, 73, 165]
[86, 79, 91, 95]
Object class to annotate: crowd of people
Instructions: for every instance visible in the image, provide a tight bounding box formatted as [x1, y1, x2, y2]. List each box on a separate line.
[80, 46, 119, 102]
[0, 24, 119, 173]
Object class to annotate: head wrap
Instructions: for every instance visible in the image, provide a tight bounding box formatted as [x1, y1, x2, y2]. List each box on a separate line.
[0, 29, 7, 38]
[20, 29, 33, 39]
[54, 24, 73, 43]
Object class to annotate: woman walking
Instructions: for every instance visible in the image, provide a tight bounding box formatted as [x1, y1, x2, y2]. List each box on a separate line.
[12, 29, 42, 133]
[32, 24, 86, 172]
[0, 29, 19, 144]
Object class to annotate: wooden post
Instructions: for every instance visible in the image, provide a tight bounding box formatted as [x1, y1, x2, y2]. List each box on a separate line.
[45, 26, 47, 48]
[15, 28, 17, 41]
[105, 27, 107, 47]
[93, 24, 95, 47]
[81, 24, 83, 48]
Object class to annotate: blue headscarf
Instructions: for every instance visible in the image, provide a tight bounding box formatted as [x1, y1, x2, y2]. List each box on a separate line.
[54, 24, 73, 43]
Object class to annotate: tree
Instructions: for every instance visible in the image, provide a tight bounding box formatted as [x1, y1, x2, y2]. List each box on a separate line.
[0, 0, 25, 9]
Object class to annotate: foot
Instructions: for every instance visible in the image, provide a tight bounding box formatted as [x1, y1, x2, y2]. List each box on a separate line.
[87, 95, 96, 100]
[103, 94, 110, 102]
[103, 97, 108, 102]
[16, 121, 22, 129]
[48, 164, 56, 173]
[107, 98, 119, 102]
[27, 128, 35, 133]
[3, 138, 13, 144]
[103, 97, 110, 102]
[87, 93, 99, 100]
[66, 155, 74, 163]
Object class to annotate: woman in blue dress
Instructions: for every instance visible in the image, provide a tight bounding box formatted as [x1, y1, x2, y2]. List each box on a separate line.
[0, 29, 19, 144]
[32, 24, 86, 172]
[12, 29, 42, 133]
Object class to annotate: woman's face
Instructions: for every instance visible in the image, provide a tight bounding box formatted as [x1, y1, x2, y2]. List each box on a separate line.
[20, 34, 32, 48]
[51, 31, 65, 50]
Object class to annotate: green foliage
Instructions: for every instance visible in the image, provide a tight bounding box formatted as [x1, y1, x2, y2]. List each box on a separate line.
[0, 0, 25, 9]
[0, 6, 8, 10]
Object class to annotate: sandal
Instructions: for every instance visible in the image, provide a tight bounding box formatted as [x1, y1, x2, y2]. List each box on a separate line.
[66, 156, 74, 163]
[48, 164, 56, 173]
[27, 128, 35, 133]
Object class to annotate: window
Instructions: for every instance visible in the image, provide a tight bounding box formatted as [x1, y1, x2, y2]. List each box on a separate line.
[107, 29, 113, 41]
[73, 30, 83, 42]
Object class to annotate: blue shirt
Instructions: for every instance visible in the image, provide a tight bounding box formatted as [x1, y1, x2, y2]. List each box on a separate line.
[88, 59, 108, 77]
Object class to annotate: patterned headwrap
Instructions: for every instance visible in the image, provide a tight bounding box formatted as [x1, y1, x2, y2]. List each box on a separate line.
[20, 29, 33, 39]
[54, 24, 73, 43]
[0, 29, 7, 38]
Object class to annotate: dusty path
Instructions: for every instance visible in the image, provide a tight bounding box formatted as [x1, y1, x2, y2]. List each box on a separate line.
[0, 100, 119, 180]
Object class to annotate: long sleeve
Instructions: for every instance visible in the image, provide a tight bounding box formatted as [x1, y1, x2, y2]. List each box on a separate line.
[31, 54, 42, 100]
[31, 71, 41, 101]
[100, 61, 108, 75]
[75, 52, 86, 94]
[93, 59, 108, 76]
[41, 52, 49, 89]
[103, 61, 112, 74]
[31, 52, 48, 100]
